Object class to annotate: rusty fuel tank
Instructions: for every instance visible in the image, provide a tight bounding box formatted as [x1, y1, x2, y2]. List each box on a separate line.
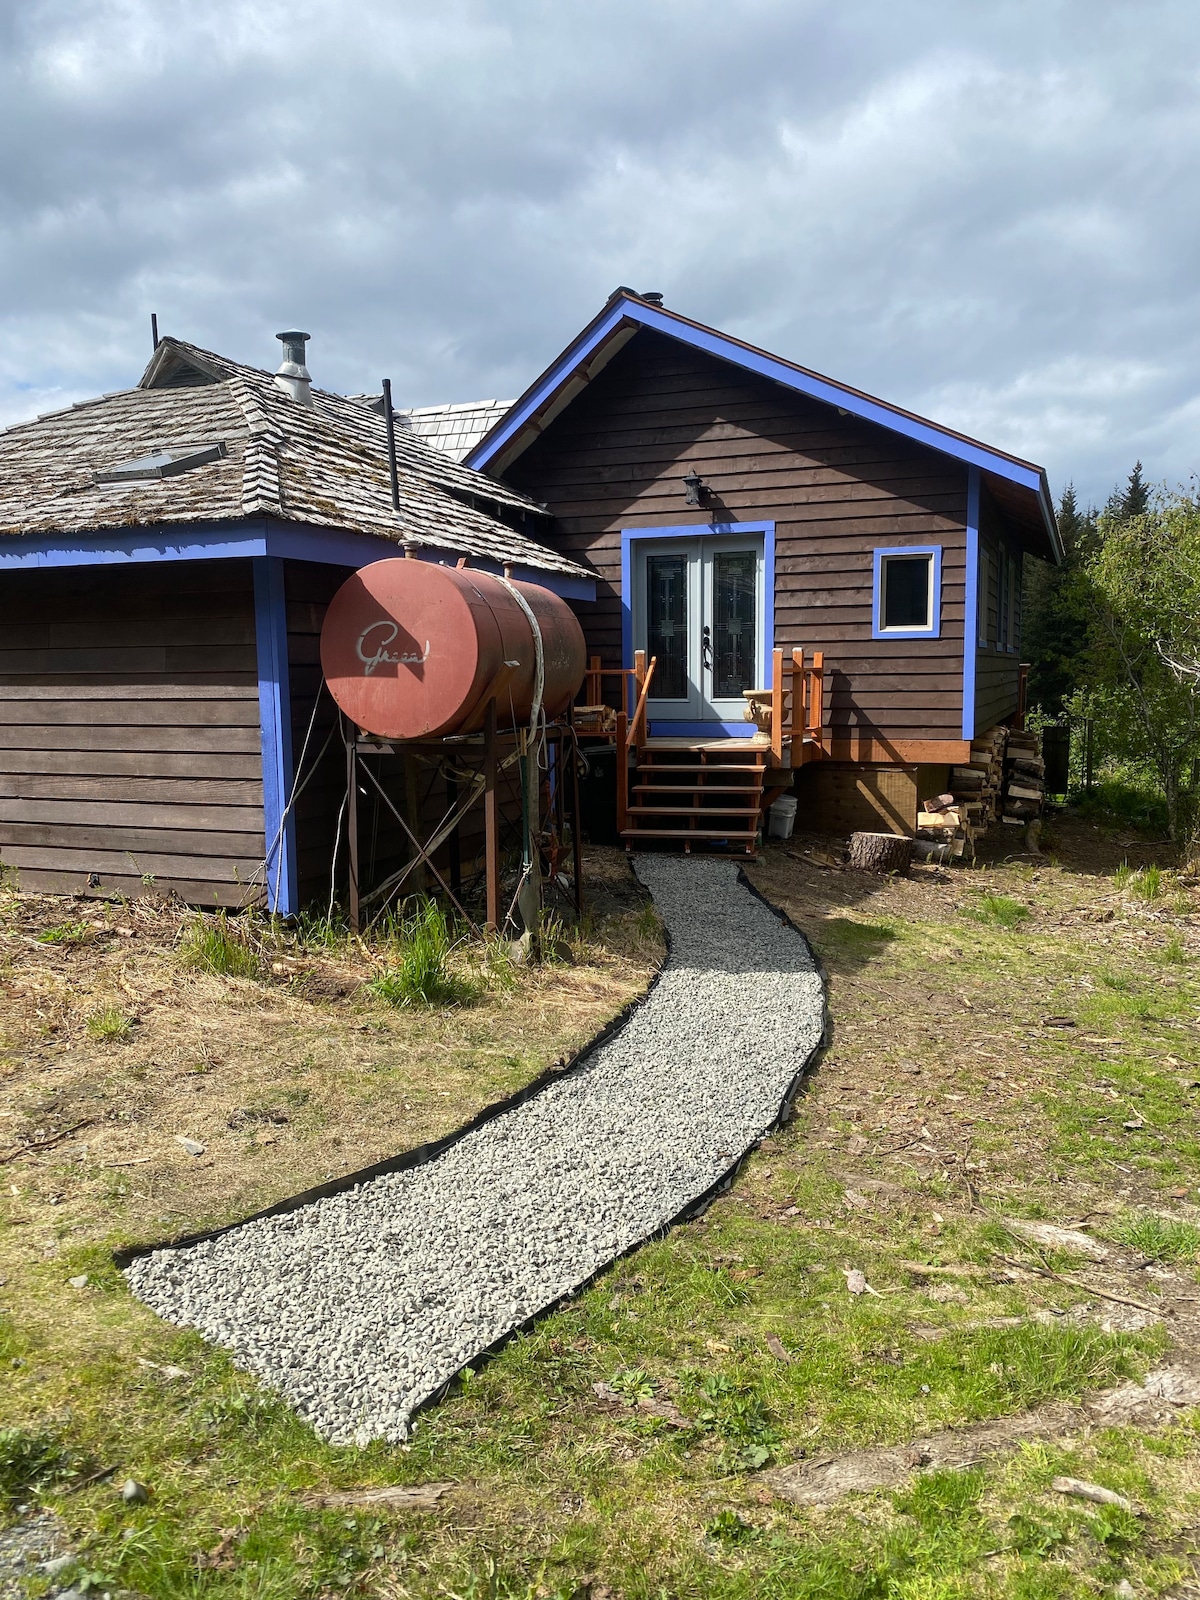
[319, 559, 587, 740]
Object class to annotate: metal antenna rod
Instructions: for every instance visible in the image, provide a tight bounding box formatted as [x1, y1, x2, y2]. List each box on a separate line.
[150, 312, 159, 350]
[381, 377, 400, 511]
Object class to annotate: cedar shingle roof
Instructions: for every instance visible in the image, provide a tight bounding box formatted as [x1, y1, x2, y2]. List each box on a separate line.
[395, 399, 515, 462]
[0, 338, 587, 579]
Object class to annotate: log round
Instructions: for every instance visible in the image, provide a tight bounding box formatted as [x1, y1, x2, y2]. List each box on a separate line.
[848, 832, 913, 874]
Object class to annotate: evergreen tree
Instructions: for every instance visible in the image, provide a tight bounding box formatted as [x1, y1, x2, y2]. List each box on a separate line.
[1022, 482, 1097, 716]
[1106, 460, 1150, 521]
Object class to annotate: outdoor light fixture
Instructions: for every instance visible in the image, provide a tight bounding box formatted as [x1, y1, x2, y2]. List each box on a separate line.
[683, 469, 707, 507]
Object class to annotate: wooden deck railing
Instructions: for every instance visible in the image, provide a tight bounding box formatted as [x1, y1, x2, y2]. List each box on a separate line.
[627, 649, 657, 751]
[768, 646, 825, 764]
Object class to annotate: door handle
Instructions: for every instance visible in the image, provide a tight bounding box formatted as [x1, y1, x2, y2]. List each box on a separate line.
[701, 624, 712, 672]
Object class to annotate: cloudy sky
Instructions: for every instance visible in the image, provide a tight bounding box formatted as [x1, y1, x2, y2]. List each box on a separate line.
[1, 0, 1195, 507]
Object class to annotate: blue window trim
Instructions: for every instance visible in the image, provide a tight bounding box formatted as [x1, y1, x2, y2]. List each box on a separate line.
[252, 556, 298, 918]
[619, 520, 775, 726]
[871, 544, 942, 641]
[963, 466, 981, 741]
[0, 518, 597, 601]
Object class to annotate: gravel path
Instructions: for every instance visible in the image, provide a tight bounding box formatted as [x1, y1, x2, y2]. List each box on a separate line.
[127, 857, 825, 1444]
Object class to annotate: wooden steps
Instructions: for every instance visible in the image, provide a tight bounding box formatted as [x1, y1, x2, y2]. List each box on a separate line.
[621, 741, 769, 855]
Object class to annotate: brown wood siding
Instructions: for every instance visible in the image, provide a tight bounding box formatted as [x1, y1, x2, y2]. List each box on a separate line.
[974, 485, 1022, 732]
[0, 561, 265, 906]
[503, 330, 967, 744]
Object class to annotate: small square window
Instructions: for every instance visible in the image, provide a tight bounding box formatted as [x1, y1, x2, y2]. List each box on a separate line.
[872, 546, 940, 639]
[881, 554, 932, 630]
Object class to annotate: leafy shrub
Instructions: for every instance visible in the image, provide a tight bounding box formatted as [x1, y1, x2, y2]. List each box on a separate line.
[86, 1007, 133, 1042]
[367, 900, 476, 1009]
[961, 893, 1030, 929]
[179, 913, 262, 979]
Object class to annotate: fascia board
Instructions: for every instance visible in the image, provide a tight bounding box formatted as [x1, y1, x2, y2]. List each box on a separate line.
[467, 298, 1056, 548]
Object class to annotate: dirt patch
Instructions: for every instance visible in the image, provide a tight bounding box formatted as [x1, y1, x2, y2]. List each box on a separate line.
[763, 1363, 1200, 1506]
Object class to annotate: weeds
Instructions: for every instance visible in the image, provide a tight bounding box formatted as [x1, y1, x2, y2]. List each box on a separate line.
[1161, 934, 1188, 964]
[368, 899, 477, 1008]
[86, 1006, 133, 1042]
[1105, 1209, 1200, 1264]
[178, 912, 262, 979]
[0, 1426, 73, 1505]
[961, 892, 1030, 929]
[36, 920, 92, 946]
[1114, 861, 1167, 900]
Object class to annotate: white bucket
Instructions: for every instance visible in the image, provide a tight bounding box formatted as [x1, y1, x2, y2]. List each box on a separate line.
[768, 794, 798, 840]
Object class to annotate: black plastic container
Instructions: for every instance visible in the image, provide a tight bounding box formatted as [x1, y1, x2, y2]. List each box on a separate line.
[577, 743, 620, 845]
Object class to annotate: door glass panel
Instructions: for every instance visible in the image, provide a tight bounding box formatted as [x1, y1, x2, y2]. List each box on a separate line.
[646, 553, 688, 699]
[712, 551, 757, 700]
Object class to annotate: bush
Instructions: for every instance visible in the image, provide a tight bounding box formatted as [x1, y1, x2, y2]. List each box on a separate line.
[368, 900, 476, 1008]
[179, 913, 262, 979]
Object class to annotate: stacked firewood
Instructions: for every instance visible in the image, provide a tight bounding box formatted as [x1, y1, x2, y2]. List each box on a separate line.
[914, 792, 974, 861]
[1000, 730, 1045, 825]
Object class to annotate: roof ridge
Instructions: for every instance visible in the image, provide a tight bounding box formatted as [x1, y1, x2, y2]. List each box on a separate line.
[225, 373, 284, 516]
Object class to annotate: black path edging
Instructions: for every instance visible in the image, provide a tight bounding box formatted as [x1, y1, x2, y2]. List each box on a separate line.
[408, 860, 829, 1422]
[117, 857, 829, 1440]
[114, 887, 673, 1271]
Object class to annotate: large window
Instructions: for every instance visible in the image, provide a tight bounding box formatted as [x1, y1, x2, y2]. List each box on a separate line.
[872, 546, 941, 639]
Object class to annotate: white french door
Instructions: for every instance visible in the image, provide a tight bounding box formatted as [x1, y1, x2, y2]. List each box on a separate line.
[632, 535, 765, 725]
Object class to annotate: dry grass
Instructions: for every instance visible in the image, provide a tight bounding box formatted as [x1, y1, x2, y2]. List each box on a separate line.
[0, 857, 662, 1247]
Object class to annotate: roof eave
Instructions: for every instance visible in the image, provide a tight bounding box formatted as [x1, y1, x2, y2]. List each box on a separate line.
[466, 293, 1060, 559]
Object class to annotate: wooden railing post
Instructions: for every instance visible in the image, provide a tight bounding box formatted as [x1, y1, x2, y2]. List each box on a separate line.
[615, 711, 629, 837]
[791, 648, 805, 766]
[587, 654, 602, 707]
[770, 646, 784, 764]
[810, 651, 824, 741]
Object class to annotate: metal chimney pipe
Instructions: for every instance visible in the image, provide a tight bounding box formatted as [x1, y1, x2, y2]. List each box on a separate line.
[274, 331, 313, 406]
[381, 378, 400, 511]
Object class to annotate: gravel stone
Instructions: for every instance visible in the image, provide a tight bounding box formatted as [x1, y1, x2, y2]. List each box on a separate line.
[126, 858, 825, 1444]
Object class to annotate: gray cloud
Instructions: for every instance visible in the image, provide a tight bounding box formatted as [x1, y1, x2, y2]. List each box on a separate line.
[1, 0, 1196, 507]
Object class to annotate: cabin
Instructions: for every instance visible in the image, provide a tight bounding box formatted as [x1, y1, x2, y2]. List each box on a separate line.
[459, 288, 1060, 847]
[0, 333, 592, 913]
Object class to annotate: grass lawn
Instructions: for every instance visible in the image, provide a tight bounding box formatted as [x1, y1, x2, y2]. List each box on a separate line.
[5, 819, 1200, 1597]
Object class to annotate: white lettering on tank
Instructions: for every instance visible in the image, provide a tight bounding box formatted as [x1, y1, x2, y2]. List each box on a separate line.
[356, 621, 431, 676]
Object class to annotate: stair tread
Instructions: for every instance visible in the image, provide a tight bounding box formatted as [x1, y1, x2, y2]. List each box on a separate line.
[628, 805, 762, 816]
[621, 826, 759, 839]
[633, 784, 764, 794]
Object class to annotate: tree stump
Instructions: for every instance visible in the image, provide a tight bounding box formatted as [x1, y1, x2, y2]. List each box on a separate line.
[848, 832, 913, 875]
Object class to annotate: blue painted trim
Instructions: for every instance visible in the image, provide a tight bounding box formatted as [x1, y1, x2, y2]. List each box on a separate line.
[0, 518, 596, 599]
[962, 467, 980, 743]
[466, 295, 1049, 504]
[649, 721, 757, 739]
[253, 556, 297, 917]
[871, 544, 942, 641]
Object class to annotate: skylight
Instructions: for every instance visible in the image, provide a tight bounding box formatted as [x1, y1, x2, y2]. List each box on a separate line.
[94, 442, 227, 484]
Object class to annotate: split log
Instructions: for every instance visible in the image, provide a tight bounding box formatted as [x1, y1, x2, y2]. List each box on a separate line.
[848, 832, 913, 875]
